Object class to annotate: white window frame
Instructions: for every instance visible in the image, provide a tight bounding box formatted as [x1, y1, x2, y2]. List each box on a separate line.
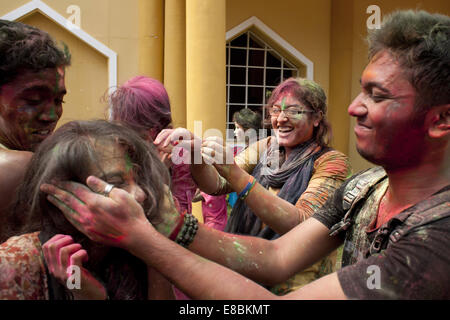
[226, 16, 313, 139]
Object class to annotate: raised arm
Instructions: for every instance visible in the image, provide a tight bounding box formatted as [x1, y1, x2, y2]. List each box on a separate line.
[201, 138, 350, 235]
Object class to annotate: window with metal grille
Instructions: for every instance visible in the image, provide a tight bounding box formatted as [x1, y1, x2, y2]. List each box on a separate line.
[226, 30, 299, 139]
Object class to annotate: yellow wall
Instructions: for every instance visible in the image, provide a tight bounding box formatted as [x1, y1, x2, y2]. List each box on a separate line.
[328, 0, 354, 156]
[227, 0, 331, 95]
[18, 12, 109, 127]
[0, 0, 143, 126]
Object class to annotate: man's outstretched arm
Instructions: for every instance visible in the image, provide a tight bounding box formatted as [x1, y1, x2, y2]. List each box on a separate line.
[40, 175, 345, 299]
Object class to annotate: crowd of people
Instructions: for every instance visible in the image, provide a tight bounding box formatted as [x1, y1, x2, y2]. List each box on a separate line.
[0, 9, 448, 300]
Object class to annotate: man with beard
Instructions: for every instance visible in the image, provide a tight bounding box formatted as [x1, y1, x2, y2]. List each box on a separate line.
[42, 10, 449, 299]
[0, 19, 70, 235]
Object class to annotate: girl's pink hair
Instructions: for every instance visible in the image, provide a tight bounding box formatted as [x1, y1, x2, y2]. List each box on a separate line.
[109, 76, 172, 136]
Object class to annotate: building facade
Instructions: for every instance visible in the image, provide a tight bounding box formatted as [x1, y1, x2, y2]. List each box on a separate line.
[1, 1, 449, 217]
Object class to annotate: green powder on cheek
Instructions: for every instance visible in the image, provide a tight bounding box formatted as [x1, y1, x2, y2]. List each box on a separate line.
[49, 106, 56, 119]
[293, 113, 307, 121]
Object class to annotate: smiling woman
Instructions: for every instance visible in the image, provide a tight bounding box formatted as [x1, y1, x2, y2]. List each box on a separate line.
[0, 119, 175, 299]
[168, 77, 352, 294]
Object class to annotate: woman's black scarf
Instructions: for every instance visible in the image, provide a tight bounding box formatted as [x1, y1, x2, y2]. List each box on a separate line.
[225, 138, 328, 240]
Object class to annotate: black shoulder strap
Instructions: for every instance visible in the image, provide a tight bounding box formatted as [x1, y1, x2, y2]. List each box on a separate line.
[329, 167, 387, 236]
[389, 185, 450, 243]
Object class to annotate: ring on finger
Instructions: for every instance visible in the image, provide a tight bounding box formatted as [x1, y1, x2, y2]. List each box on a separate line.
[103, 183, 115, 197]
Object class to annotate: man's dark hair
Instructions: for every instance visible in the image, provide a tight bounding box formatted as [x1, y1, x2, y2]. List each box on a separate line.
[0, 19, 71, 86]
[367, 10, 450, 113]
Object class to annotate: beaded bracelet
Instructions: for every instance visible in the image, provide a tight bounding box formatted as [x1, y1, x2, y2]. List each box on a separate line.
[237, 176, 257, 200]
[175, 213, 199, 248]
[169, 211, 187, 241]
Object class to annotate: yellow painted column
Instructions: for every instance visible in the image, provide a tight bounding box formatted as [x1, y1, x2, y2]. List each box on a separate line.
[328, 0, 353, 155]
[186, 0, 226, 135]
[164, 0, 187, 129]
[138, 0, 164, 81]
[186, 0, 226, 221]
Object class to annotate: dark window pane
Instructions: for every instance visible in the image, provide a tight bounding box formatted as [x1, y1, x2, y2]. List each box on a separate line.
[265, 87, 275, 101]
[283, 69, 295, 81]
[248, 50, 264, 67]
[230, 48, 247, 66]
[249, 35, 263, 49]
[229, 86, 245, 103]
[230, 67, 246, 84]
[228, 105, 245, 122]
[266, 51, 281, 67]
[247, 87, 263, 104]
[248, 68, 264, 85]
[266, 68, 282, 86]
[284, 61, 295, 69]
[247, 105, 264, 118]
[230, 33, 247, 47]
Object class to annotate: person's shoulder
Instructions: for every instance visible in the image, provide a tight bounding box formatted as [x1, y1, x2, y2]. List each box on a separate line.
[329, 166, 387, 202]
[0, 150, 33, 206]
[0, 149, 33, 171]
[0, 232, 48, 299]
[313, 148, 352, 176]
[316, 148, 349, 163]
[0, 232, 42, 254]
[0, 232, 43, 278]
[236, 136, 270, 165]
[249, 136, 271, 150]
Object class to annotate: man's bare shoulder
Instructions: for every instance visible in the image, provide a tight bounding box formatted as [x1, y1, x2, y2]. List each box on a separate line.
[0, 149, 33, 195]
[0, 149, 33, 170]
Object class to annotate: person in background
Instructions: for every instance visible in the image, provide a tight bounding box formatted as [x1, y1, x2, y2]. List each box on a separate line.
[108, 76, 197, 215]
[228, 108, 263, 208]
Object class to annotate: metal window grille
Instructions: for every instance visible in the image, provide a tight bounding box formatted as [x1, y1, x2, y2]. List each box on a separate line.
[226, 30, 299, 139]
